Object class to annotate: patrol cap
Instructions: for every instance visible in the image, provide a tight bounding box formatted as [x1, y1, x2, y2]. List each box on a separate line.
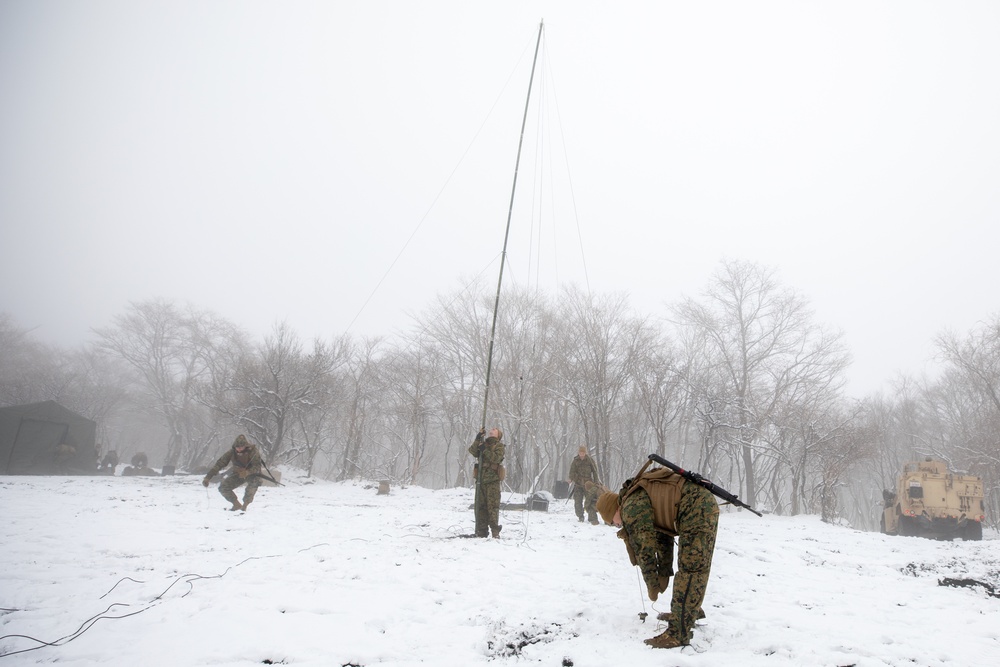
[596, 492, 619, 525]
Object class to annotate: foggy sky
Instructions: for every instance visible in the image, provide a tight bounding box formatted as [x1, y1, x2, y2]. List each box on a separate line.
[1, 1, 999, 398]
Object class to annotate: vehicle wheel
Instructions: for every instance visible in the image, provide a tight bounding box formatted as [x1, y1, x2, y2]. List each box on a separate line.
[964, 521, 983, 541]
[899, 515, 918, 537]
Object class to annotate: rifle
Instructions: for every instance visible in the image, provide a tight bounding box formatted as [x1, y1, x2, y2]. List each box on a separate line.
[249, 471, 283, 486]
[647, 454, 762, 517]
[564, 483, 575, 504]
[251, 458, 284, 486]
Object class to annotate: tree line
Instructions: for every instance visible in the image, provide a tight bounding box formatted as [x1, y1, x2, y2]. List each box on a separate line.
[2, 259, 997, 532]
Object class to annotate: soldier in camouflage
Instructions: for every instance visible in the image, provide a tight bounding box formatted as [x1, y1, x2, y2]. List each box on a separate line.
[568, 445, 601, 524]
[468, 427, 505, 538]
[596, 466, 719, 649]
[122, 452, 157, 476]
[202, 435, 263, 512]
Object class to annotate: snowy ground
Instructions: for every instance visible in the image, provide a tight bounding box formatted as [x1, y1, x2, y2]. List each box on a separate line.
[1, 471, 998, 666]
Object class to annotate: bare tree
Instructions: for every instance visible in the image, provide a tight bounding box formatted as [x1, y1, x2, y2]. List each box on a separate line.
[0, 314, 53, 405]
[926, 316, 1000, 527]
[553, 286, 651, 480]
[631, 333, 685, 457]
[212, 322, 340, 464]
[409, 283, 493, 487]
[93, 299, 242, 467]
[487, 287, 560, 493]
[811, 410, 872, 524]
[672, 259, 850, 507]
[285, 334, 351, 477]
[934, 316, 1000, 464]
[380, 339, 443, 486]
[336, 337, 386, 481]
[57, 348, 131, 453]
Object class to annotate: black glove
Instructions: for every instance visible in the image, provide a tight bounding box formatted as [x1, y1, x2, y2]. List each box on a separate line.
[474, 428, 486, 443]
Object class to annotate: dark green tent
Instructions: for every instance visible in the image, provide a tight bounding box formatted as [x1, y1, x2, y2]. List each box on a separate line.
[0, 401, 97, 475]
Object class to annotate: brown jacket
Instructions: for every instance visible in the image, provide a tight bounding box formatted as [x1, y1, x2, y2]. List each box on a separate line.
[621, 467, 685, 536]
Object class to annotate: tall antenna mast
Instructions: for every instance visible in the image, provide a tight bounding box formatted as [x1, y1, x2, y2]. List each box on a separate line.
[480, 19, 545, 429]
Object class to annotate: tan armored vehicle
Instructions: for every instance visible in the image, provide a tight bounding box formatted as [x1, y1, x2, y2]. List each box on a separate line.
[881, 458, 985, 540]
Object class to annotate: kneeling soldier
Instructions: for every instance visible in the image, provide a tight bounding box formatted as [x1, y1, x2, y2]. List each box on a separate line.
[203, 435, 263, 511]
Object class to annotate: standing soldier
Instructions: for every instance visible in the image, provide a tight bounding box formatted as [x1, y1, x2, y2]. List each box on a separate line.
[469, 427, 505, 538]
[202, 435, 263, 512]
[596, 464, 719, 649]
[568, 446, 601, 524]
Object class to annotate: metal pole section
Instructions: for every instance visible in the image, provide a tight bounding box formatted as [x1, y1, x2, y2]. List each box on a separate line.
[480, 19, 544, 430]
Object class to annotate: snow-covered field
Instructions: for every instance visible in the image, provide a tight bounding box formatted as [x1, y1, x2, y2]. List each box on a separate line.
[1, 472, 998, 666]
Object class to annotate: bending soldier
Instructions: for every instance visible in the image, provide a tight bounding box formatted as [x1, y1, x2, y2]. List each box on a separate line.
[596, 465, 719, 649]
[202, 435, 263, 512]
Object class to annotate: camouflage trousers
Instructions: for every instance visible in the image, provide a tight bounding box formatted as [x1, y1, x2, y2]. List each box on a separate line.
[573, 484, 599, 522]
[474, 480, 501, 537]
[219, 472, 261, 506]
[621, 482, 719, 641]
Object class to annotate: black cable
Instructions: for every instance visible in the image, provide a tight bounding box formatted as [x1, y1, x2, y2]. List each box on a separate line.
[99, 576, 145, 600]
[0, 545, 330, 659]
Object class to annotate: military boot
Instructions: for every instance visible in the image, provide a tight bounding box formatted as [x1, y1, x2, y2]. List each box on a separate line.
[221, 489, 243, 512]
[241, 498, 252, 512]
[643, 626, 692, 649]
[490, 525, 503, 538]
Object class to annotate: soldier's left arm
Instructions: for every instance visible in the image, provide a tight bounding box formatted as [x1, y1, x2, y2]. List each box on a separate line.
[620, 496, 663, 596]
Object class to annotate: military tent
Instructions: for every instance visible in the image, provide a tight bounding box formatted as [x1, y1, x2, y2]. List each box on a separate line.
[0, 401, 97, 475]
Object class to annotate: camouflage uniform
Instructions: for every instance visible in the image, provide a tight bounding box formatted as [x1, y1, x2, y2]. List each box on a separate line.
[468, 431, 505, 538]
[203, 435, 263, 510]
[568, 453, 601, 523]
[618, 469, 719, 647]
[123, 452, 156, 476]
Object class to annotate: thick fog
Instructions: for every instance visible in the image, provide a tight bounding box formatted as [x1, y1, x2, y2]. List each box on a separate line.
[3, 2, 1000, 401]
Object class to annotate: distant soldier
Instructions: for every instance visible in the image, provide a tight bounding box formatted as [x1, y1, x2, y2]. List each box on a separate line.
[568, 446, 601, 524]
[202, 435, 263, 512]
[99, 450, 119, 475]
[468, 427, 505, 538]
[596, 466, 719, 649]
[122, 452, 157, 476]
